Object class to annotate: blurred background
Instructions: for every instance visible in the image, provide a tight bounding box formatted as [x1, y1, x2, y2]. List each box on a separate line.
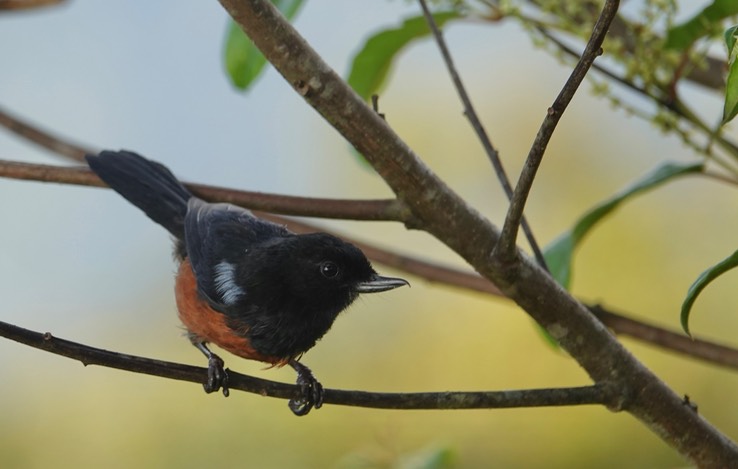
[1, 1, 738, 467]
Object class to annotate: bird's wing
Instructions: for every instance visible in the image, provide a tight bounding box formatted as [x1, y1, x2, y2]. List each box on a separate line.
[183, 198, 289, 309]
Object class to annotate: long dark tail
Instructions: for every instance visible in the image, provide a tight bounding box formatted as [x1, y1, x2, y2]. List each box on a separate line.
[86, 150, 192, 240]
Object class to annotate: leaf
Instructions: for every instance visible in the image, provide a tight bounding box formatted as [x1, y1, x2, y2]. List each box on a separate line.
[722, 25, 738, 124]
[544, 162, 704, 289]
[665, 0, 738, 51]
[726, 24, 738, 51]
[223, 0, 304, 91]
[399, 445, 456, 469]
[681, 249, 738, 336]
[347, 11, 459, 101]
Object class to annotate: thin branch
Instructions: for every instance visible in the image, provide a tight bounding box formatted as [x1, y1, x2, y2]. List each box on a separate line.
[0, 159, 406, 222]
[0, 106, 93, 162]
[525, 0, 726, 91]
[0, 0, 65, 10]
[592, 306, 738, 370]
[495, 0, 620, 264]
[0, 319, 614, 410]
[417, 0, 548, 271]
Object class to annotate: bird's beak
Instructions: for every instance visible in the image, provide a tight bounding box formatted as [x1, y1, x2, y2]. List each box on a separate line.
[356, 274, 409, 293]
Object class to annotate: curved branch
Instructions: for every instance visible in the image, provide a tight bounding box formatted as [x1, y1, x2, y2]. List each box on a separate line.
[495, 0, 620, 263]
[0, 319, 613, 410]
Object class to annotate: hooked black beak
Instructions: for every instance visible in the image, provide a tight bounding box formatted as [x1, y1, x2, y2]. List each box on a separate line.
[356, 274, 409, 293]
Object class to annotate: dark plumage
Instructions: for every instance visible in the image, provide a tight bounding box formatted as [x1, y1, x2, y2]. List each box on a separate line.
[86, 150, 408, 415]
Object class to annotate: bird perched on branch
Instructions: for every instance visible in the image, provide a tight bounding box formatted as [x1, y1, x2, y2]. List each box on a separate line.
[86, 150, 408, 415]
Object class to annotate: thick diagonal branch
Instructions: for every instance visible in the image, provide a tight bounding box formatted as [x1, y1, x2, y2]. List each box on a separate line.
[217, 0, 738, 464]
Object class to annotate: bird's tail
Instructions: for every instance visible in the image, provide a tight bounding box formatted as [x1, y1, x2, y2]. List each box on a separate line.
[86, 150, 193, 240]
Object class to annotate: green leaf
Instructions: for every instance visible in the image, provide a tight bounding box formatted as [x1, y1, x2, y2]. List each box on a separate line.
[544, 162, 704, 289]
[399, 445, 456, 469]
[681, 249, 738, 336]
[665, 0, 738, 51]
[726, 24, 738, 51]
[722, 25, 738, 124]
[347, 11, 459, 101]
[223, 0, 304, 91]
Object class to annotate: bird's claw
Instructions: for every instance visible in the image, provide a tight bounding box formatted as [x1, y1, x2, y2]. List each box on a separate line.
[203, 353, 229, 397]
[288, 361, 324, 416]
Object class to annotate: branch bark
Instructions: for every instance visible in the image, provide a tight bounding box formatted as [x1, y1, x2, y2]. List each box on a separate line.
[0, 158, 405, 221]
[216, 0, 738, 464]
[0, 319, 613, 410]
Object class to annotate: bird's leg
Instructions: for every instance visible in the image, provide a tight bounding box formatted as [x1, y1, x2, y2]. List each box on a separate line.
[287, 360, 324, 416]
[193, 342, 229, 397]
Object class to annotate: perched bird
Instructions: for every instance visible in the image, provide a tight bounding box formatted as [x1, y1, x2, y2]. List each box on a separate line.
[86, 150, 408, 415]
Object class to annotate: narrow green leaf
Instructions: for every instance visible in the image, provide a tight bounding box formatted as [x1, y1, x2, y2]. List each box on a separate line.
[223, 0, 304, 91]
[347, 11, 459, 101]
[681, 249, 738, 336]
[400, 445, 456, 469]
[665, 0, 738, 51]
[544, 162, 704, 289]
[722, 25, 738, 124]
[726, 24, 738, 51]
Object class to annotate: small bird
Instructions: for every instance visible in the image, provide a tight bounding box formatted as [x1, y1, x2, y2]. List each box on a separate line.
[86, 150, 408, 415]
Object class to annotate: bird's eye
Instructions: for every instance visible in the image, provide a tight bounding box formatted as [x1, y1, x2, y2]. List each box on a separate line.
[320, 261, 340, 279]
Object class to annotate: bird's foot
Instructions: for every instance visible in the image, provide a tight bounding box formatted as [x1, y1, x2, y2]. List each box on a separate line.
[194, 342, 229, 397]
[288, 360, 323, 416]
[204, 353, 230, 397]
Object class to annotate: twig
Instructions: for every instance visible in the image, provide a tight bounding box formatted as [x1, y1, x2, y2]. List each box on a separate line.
[0, 159, 406, 222]
[417, 0, 548, 271]
[524, 0, 726, 91]
[592, 306, 738, 370]
[495, 0, 620, 264]
[0, 319, 614, 410]
[0, 106, 93, 162]
[534, 27, 738, 167]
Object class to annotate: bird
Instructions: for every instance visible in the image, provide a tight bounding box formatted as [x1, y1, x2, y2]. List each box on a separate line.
[86, 150, 408, 415]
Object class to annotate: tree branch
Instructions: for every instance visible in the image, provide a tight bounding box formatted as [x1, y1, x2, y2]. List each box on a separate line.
[0, 106, 93, 162]
[495, 0, 620, 264]
[417, 0, 548, 271]
[218, 0, 738, 464]
[591, 306, 738, 370]
[0, 158, 406, 222]
[0, 319, 613, 410]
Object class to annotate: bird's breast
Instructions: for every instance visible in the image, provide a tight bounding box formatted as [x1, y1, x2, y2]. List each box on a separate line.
[174, 258, 287, 366]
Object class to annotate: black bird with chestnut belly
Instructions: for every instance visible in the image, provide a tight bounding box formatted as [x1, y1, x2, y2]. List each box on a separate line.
[86, 150, 408, 415]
